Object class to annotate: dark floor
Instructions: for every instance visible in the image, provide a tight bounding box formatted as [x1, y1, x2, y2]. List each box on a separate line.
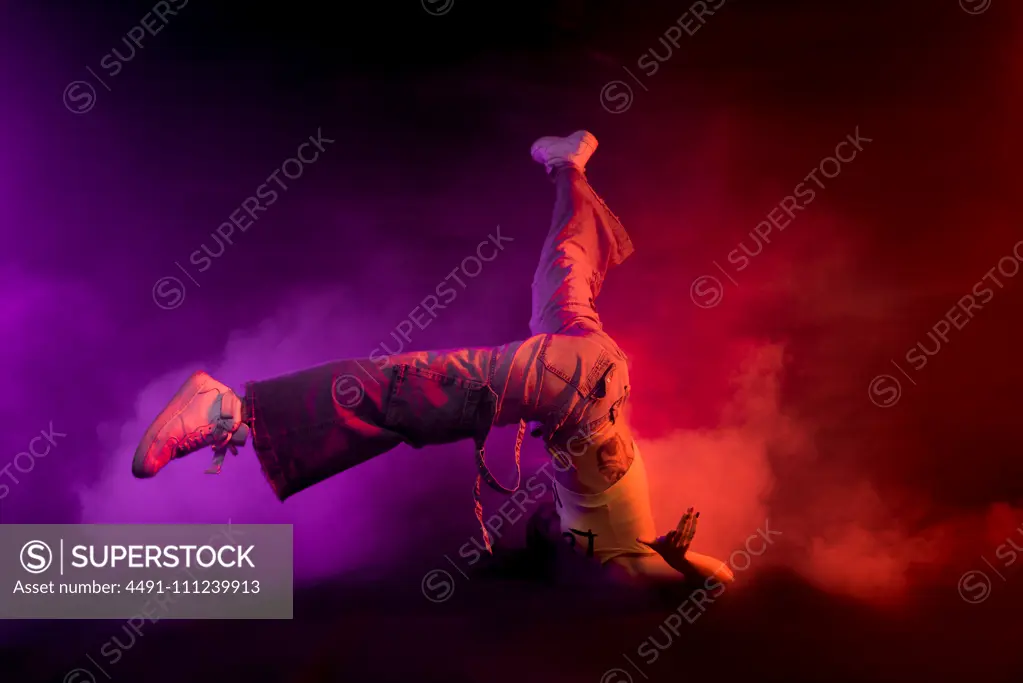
[4, 547, 1022, 683]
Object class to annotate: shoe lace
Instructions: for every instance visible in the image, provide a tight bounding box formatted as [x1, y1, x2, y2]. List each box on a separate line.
[173, 428, 212, 456]
[172, 411, 241, 459]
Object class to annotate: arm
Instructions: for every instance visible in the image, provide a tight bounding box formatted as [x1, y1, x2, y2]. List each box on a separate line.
[633, 508, 735, 585]
[607, 550, 734, 586]
[673, 550, 735, 584]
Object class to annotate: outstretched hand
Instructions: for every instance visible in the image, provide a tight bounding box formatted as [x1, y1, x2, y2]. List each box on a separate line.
[638, 507, 699, 574]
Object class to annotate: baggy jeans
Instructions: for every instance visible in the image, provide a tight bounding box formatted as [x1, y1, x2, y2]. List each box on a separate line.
[243, 166, 652, 557]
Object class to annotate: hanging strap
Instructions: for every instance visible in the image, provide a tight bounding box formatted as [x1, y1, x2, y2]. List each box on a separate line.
[474, 420, 525, 495]
[472, 419, 526, 554]
[471, 346, 526, 554]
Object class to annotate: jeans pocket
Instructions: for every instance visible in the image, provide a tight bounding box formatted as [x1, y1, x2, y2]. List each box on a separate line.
[382, 365, 494, 447]
[539, 334, 612, 398]
[585, 392, 627, 433]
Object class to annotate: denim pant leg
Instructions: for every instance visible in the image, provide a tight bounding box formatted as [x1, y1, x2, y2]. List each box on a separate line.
[243, 345, 513, 500]
[530, 165, 635, 339]
[526, 166, 635, 439]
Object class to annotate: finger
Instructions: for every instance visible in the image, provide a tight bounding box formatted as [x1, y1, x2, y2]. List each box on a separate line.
[675, 522, 690, 549]
[637, 538, 661, 549]
[677, 512, 699, 549]
[683, 509, 699, 548]
[675, 507, 694, 534]
[675, 515, 691, 539]
[674, 509, 688, 533]
[676, 512, 692, 545]
[685, 512, 700, 545]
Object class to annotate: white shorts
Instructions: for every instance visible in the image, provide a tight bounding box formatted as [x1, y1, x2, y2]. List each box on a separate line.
[553, 439, 659, 564]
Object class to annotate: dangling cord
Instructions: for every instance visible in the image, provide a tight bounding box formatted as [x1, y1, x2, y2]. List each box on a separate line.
[472, 418, 527, 554]
[472, 475, 492, 553]
[472, 343, 527, 554]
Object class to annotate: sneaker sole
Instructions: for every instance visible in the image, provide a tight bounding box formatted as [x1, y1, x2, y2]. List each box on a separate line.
[530, 130, 598, 164]
[132, 370, 210, 478]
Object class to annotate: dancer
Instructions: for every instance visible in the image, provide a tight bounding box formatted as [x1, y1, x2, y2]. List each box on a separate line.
[133, 130, 733, 587]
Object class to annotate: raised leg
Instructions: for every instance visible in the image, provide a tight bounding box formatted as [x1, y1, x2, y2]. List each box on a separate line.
[242, 345, 509, 500]
[526, 133, 662, 570]
[530, 166, 634, 337]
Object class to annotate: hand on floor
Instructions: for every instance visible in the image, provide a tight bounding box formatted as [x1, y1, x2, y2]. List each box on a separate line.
[637, 507, 698, 574]
[638, 508, 734, 584]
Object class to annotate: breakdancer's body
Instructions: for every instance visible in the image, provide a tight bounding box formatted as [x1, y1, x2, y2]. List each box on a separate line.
[134, 131, 734, 587]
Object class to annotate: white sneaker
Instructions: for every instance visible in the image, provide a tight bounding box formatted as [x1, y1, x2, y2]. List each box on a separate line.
[133, 371, 249, 478]
[530, 130, 598, 174]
